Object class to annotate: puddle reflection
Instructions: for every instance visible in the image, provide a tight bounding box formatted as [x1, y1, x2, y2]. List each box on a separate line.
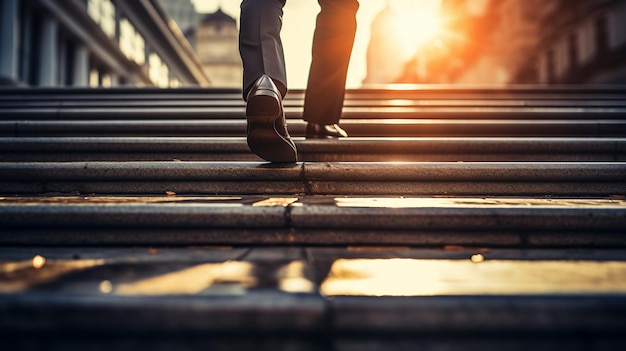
[116, 260, 316, 295]
[320, 259, 626, 296]
[115, 261, 256, 295]
[0, 259, 106, 293]
[0, 258, 318, 296]
[278, 261, 315, 294]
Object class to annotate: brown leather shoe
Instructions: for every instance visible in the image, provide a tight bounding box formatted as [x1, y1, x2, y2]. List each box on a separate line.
[306, 123, 348, 139]
[246, 75, 297, 162]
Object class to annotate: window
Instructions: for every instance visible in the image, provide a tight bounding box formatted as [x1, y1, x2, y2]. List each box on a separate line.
[119, 19, 145, 65]
[89, 68, 99, 88]
[87, 0, 116, 38]
[149, 53, 169, 87]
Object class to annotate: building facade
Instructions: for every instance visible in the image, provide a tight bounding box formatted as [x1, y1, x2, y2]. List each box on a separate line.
[532, 0, 626, 84]
[435, 0, 626, 84]
[0, 0, 210, 87]
[193, 9, 241, 88]
[155, 0, 202, 33]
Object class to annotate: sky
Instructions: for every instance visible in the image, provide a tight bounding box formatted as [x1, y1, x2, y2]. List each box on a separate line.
[190, 0, 441, 89]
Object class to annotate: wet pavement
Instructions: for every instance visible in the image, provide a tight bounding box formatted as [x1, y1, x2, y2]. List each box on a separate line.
[4, 246, 626, 296]
[3, 245, 626, 351]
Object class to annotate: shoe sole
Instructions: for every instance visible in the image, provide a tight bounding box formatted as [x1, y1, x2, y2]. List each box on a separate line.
[246, 91, 298, 163]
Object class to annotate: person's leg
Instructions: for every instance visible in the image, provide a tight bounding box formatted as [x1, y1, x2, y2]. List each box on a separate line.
[303, 0, 359, 125]
[239, 0, 288, 100]
[239, 0, 296, 162]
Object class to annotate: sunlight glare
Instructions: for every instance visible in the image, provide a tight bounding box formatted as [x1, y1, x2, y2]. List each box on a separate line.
[391, 5, 443, 58]
[320, 259, 626, 296]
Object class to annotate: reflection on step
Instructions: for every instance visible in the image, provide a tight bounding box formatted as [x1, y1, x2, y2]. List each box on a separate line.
[321, 258, 626, 296]
[115, 262, 256, 296]
[0, 256, 106, 293]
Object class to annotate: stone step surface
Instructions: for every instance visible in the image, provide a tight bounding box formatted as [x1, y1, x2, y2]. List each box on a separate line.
[1, 137, 625, 161]
[2, 246, 626, 350]
[2, 87, 626, 123]
[1, 161, 624, 195]
[2, 119, 625, 137]
[2, 85, 625, 99]
[3, 86, 626, 349]
[1, 195, 625, 246]
[2, 106, 625, 121]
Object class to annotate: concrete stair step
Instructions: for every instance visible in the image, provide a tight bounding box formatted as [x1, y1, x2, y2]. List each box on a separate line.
[3, 86, 626, 348]
[1, 137, 625, 162]
[0, 195, 624, 246]
[3, 88, 626, 122]
[2, 85, 625, 100]
[2, 246, 626, 350]
[1, 161, 624, 196]
[4, 97, 626, 108]
[2, 119, 625, 137]
[2, 106, 625, 121]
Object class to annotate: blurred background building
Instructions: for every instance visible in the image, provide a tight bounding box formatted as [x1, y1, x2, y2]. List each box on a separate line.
[156, 0, 241, 87]
[0, 0, 210, 87]
[366, 0, 626, 85]
[155, 0, 202, 33]
[5, 0, 625, 88]
[186, 9, 241, 88]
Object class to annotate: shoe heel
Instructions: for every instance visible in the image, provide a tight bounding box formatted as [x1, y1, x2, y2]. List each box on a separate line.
[246, 90, 297, 163]
[246, 89, 281, 117]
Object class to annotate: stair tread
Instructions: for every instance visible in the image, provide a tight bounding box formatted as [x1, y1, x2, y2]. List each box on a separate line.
[2, 86, 626, 344]
[1, 195, 624, 246]
[2, 246, 626, 334]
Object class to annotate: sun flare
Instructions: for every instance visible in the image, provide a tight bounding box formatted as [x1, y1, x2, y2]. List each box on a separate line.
[390, 2, 445, 58]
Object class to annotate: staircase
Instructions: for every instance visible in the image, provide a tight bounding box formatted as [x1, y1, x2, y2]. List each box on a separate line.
[1, 86, 626, 350]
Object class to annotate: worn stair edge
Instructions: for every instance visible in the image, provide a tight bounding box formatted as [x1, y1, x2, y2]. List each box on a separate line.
[2, 107, 626, 121]
[0, 202, 624, 232]
[330, 295, 626, 333]
[1, 162, 624, 195]
[1, 293, 626, 334]
[0, 293, 326, 333]
[1, 136, 625, 154]
[2, 228, 626, 246]
[2, 137, 626, 162]
[1, 161, 624, 181]
[1, 85, 625, 97]
[3, 98, 626, 108]
[3, 120, 626, 138]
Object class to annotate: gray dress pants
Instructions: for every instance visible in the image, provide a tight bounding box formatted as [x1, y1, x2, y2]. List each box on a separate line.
[239, 0, 358, 124]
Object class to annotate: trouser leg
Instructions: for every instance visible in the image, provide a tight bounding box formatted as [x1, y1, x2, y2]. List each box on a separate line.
[239, 0, 288, 100]
[303, 0, 359, 124]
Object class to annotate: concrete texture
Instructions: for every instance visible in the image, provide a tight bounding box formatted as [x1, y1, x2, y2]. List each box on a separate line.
[0, 162, 624, 195]
[0, 195, 624, 246]
[1, 137, 625, 162]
